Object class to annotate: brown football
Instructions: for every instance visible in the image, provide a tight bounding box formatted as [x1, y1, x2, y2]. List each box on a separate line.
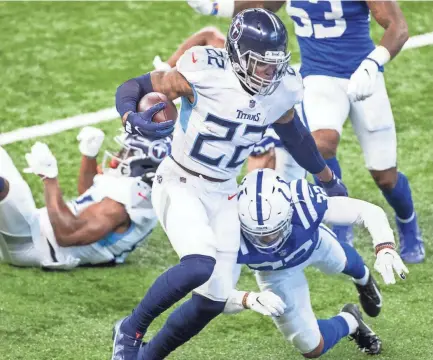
[137, 92, 178, 123]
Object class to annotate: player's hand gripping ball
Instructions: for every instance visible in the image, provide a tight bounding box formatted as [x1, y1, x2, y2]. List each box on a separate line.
[124, 92, 177, 139]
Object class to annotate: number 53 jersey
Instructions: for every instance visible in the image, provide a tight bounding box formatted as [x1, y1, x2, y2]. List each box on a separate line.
[286, 0, 379, 78]
[172, 46, 303, 180]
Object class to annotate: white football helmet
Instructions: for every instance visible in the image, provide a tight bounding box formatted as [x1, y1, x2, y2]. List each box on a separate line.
[238, 168, 294, 254]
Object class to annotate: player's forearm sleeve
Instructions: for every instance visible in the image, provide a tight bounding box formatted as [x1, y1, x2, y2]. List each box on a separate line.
[323, 197, 396, 247]
[273, 111, 326, 175]
[223, 289, 247, 315]
[115, 73, 154, 117]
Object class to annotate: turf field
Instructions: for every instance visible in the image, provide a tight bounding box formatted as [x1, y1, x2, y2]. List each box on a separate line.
[1, 2, 432, 359]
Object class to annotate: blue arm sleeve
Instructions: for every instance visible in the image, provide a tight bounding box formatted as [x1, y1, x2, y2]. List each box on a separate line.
[115, 73, 154, 117]
[273, 110, 326, 175]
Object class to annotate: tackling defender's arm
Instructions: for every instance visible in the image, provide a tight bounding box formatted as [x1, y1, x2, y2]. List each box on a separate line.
[43, 178, 130, 247]
[116, 69, 193, 137]
[323, 197, 395, 250]
[367, 0, 409, 61]
[222, 264, 286, 316]
[323, 196, 409, 284]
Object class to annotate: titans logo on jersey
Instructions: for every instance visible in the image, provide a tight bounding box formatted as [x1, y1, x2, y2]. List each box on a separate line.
[286, 0, 382, 78]
[237, 179, 328, 271]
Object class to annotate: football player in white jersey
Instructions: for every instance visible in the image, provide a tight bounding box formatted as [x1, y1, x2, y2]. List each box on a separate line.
[112, 9, 348, 360]
[151, 26, 305, 183]
[0, 127, 169, 269]
[188, 0, 425, 262]
[223, 169, 408, 358]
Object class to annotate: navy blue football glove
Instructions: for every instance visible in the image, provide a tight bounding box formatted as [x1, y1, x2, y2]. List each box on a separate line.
[124, 103, 175, 138]
[320, 172, 348, 197]
[251, 136, 282, 157]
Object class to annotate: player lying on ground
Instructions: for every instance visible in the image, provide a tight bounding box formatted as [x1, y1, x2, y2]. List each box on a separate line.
[223, 169, 408, 358]
[112, 9, 348, 360]
[189, 0, 425, 263]
[0, 127, 170, 269]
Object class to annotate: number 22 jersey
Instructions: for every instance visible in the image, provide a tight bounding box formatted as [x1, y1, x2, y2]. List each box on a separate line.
[172, 46, 304, 180]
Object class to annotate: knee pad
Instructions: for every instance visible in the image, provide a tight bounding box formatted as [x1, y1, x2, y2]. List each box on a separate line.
[179, 254, 216, 289]
[292, 328, 321, 355]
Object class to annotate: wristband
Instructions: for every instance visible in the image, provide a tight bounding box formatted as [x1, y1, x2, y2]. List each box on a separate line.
[242, 292, 250, 309]
[367, 45, 391, 67]
[375, 242, 395, 255]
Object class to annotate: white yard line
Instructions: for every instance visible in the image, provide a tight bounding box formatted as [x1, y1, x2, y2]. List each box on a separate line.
[1, 31, 432, 146]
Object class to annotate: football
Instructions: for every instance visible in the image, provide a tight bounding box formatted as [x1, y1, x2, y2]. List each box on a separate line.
[137, 92, 178, 123]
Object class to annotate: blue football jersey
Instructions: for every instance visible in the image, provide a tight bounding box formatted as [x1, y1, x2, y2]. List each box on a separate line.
[286, 0, 383, 78]
[237, 179, 328, 271]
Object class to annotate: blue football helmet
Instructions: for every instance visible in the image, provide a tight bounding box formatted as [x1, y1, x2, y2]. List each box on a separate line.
[226, 8, 291, 96]
[102, 131, 171, 185]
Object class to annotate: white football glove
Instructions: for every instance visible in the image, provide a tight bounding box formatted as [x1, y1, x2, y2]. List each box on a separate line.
[374, 247, 409, 285]
[188, 0, 216, 15]
[347, 59, 379, 102]
[77, 126, 105, 158]
[24, 142, 58, 179]
[153, 56, 171, 71]
[245, 291, 286, 317]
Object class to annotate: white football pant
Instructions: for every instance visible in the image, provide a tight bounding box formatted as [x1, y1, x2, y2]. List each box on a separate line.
[255, 225, 347, 354]
[152, 156, 240, 302]
[303, 73, 397, 171]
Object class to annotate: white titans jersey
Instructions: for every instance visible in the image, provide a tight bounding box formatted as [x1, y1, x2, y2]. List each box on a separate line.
[172, 46, 303, 180]
[37, 174, 157, 266]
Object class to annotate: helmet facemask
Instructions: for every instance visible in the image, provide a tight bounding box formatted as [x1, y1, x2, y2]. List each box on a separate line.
[240, 203, 294, 254]
[101, 133, 170, 185]
[231, 44, 291, 96]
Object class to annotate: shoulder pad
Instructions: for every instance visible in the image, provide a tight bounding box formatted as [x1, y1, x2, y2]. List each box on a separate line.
[280, 67, 304, 104]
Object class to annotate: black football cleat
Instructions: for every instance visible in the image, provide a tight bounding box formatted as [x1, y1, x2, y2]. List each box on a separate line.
[342, 304, 382, 355]
[354, 273, 382, 317]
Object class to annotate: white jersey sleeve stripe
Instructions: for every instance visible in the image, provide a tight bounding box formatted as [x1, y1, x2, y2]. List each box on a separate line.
[290, 180, 310, 229]
[179, 85, 197, 132]
[301, 179, 318, 222]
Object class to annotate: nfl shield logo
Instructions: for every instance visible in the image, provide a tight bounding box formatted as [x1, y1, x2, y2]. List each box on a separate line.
[249, 100, 256, 109]
[156, 175, 163, 184]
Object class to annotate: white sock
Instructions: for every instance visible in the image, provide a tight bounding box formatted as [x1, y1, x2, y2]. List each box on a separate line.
[338, 312, 358, 335]
[352, 266, 370, 286]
